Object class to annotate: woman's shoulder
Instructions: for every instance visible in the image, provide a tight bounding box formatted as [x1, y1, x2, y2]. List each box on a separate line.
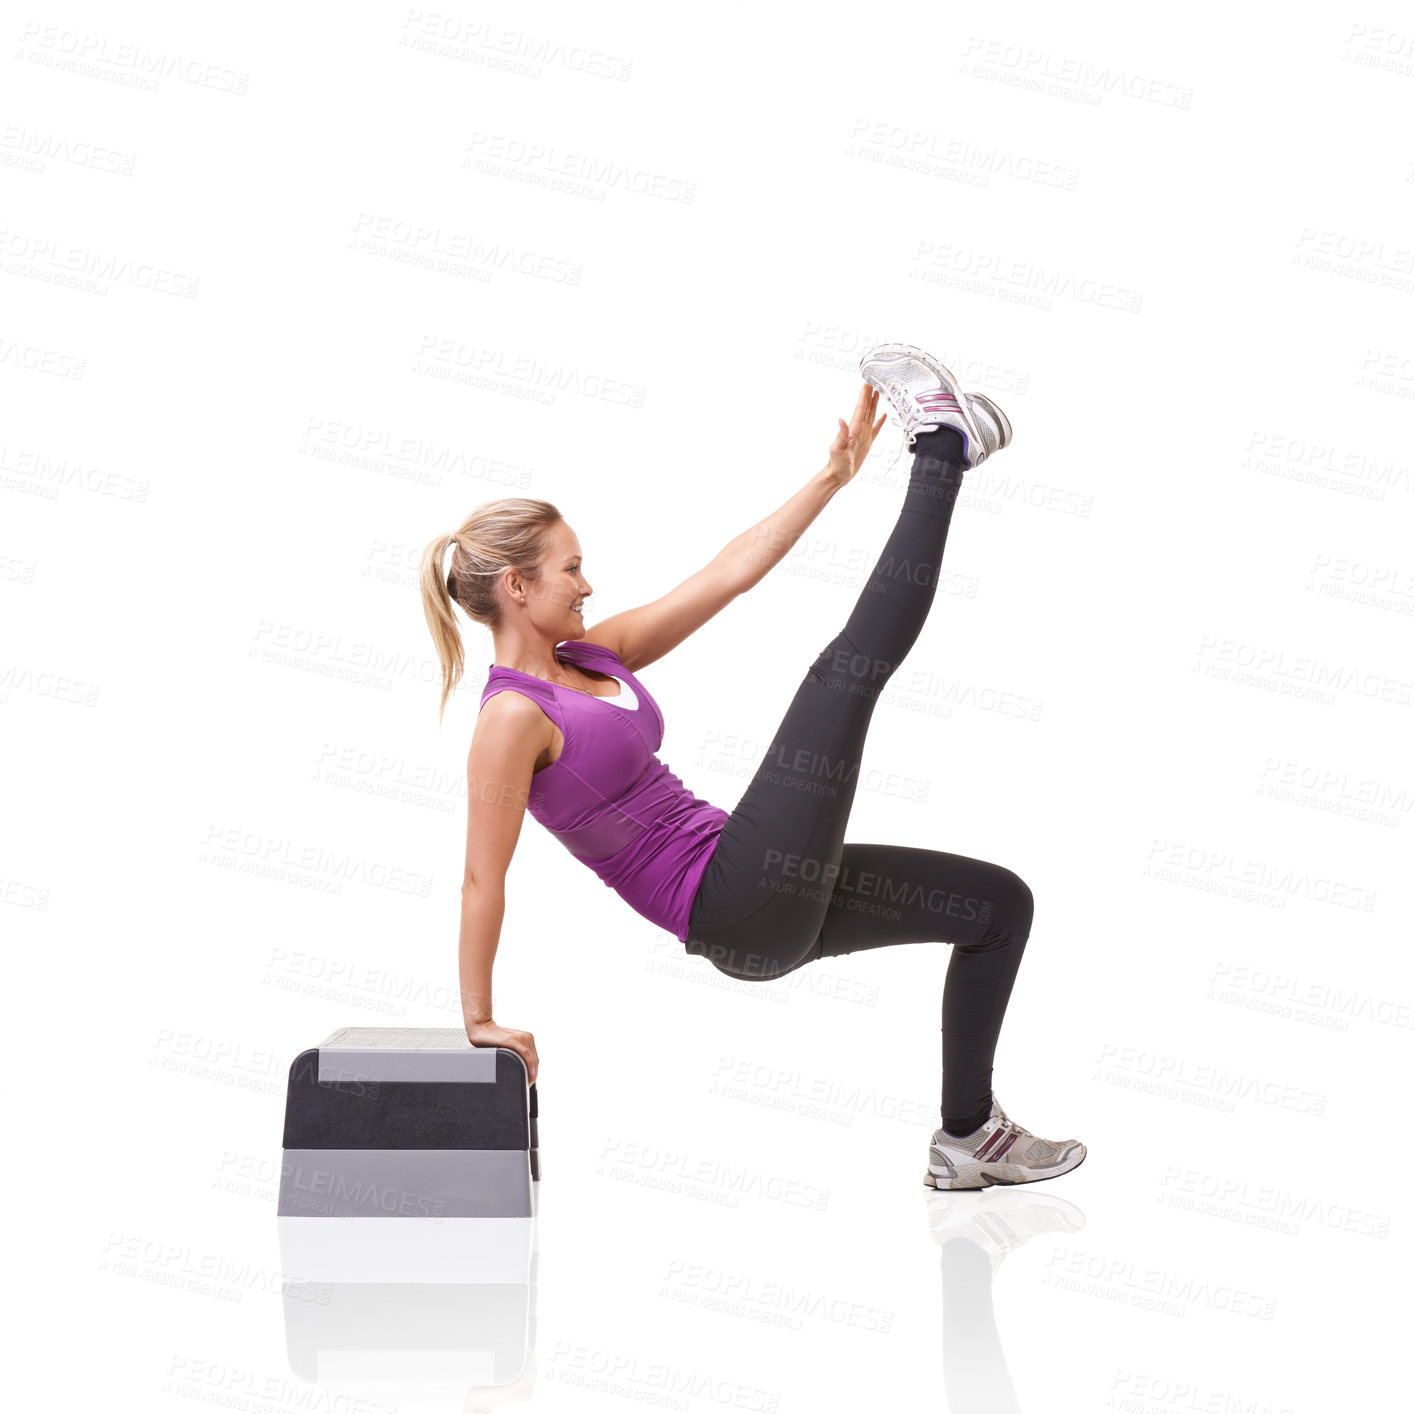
[479, 669, 558, 711]
[477, 681, 565, 747]
[479, 679, 550, 710]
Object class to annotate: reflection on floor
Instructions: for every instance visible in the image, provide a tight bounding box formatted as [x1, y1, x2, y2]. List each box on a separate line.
[278, 1211, 539, 1407]
[276, 1185, 1086, 1409]
[925, 1188, 1087, 1412]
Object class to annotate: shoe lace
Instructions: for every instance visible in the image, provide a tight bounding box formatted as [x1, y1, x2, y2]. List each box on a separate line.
[886, 380, 981, 458]
[883, 380, 925, 439]
[992, 1100, 1033, 1139]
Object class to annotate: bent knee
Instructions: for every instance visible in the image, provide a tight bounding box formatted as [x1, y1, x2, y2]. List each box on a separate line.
[984, 864, 1034, 939]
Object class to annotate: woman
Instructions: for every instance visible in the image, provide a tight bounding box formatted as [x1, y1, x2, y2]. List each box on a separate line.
[419, 343, 1086, 1190]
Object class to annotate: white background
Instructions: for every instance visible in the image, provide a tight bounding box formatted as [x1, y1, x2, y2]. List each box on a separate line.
[5, 2, 1410, 1409]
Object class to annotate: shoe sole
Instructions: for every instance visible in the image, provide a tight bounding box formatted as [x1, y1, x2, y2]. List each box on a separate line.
[923, 1142, 1087, 1191]
[859, 341, 990, 464]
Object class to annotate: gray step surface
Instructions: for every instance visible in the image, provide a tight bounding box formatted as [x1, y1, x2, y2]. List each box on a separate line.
[317, 1026, 504, 1084]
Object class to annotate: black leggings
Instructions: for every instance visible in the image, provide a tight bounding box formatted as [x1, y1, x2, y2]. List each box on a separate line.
[683, 427, 1033, 1137]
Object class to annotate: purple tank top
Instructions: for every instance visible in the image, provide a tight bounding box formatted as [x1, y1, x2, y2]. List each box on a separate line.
[478, 638, 728, 942]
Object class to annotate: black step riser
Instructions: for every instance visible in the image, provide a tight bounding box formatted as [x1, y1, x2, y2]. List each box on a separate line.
[282, 1047, 530, 1151]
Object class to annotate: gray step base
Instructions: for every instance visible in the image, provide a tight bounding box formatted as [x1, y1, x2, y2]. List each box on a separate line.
[278, 1148, 533, 1218]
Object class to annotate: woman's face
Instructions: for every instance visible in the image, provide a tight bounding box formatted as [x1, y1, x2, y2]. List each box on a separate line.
[516, 519, 592, 638]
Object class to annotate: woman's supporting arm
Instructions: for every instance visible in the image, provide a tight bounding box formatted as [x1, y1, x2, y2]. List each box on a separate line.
[458, 691, 550, 1081]
[585, 383, 886, 673]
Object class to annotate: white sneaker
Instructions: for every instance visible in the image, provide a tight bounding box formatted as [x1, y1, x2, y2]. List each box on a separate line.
[859, 342, 1011, 466]
[925, 1097, 1086, 1190]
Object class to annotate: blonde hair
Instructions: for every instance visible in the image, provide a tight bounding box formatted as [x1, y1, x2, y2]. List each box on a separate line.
[419, 497, 563, 722]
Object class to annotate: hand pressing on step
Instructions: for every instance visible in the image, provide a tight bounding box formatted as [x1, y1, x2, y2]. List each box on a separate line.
[467, 1018, 538, 1084]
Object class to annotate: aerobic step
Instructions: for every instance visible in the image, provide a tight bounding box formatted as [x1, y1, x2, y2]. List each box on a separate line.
[278, 1027, 539, 1218]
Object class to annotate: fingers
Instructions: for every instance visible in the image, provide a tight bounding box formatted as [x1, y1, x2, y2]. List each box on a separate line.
[852, 382, 880, 432]
[839, 385, 881, 449]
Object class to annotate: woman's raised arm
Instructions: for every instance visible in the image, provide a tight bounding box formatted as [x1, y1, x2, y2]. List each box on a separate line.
[584, 384, 886, 673]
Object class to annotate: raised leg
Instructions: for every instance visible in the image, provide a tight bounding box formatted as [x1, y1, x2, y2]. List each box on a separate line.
[684, 428, 969, 975]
